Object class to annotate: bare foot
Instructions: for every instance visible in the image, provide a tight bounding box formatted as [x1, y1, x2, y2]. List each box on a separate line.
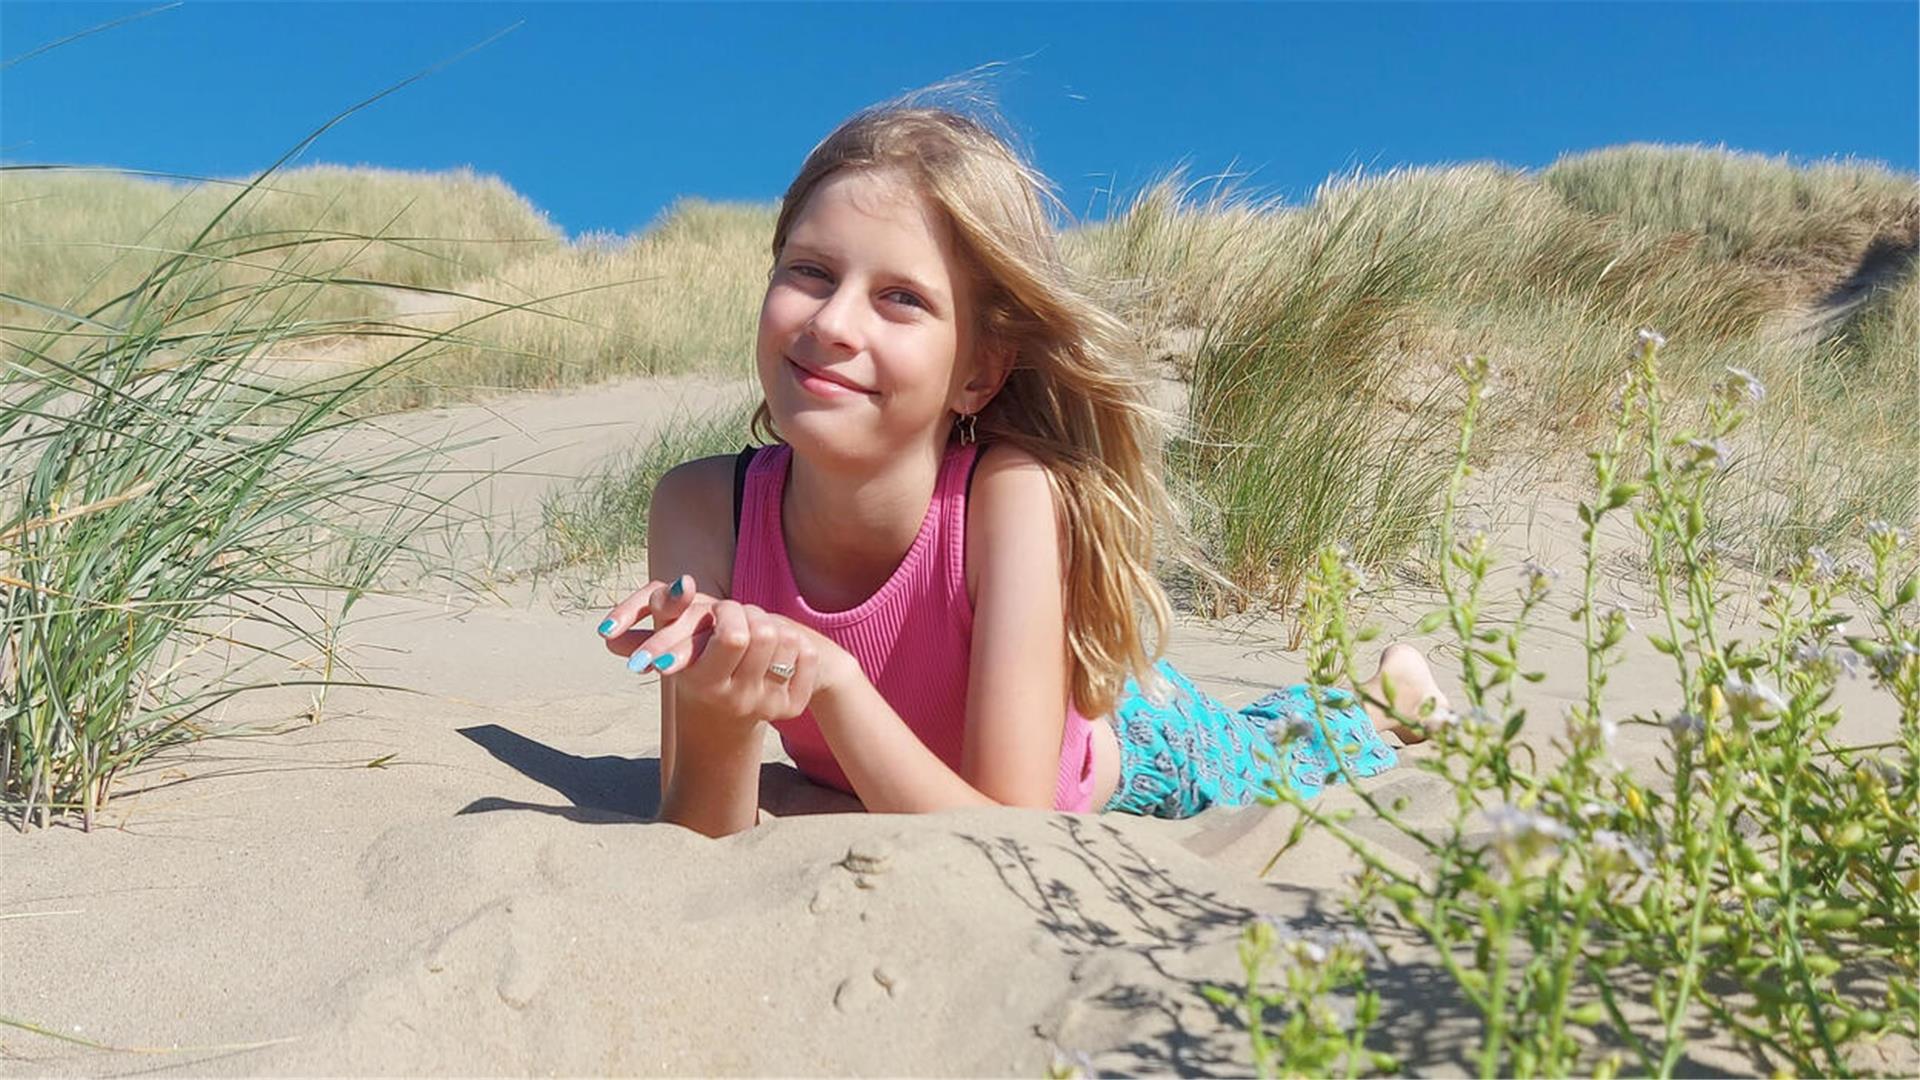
[1358, 643, 1448, 745]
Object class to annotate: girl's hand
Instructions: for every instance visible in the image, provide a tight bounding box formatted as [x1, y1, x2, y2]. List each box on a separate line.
[598, 573, 709, 668]
[659, 596, 840, 730]
[603, 574, 852, 729]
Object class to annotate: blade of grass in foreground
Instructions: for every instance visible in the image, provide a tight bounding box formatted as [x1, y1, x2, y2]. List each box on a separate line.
[1, 34, 537, 828]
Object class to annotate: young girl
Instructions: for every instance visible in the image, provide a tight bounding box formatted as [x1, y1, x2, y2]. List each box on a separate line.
[596, 96, 1444, 838]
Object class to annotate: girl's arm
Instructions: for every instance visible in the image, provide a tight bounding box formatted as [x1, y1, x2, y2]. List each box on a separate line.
[640, 445, 1073, 827]
[644, 455, 754, 831]
[812, 446, 1071, 812]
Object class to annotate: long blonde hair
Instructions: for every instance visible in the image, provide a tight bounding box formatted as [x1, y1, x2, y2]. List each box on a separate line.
[756, 84, 1178, 718]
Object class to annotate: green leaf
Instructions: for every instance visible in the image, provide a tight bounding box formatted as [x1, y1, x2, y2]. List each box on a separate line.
[1199, 985, 1237, 1009]
[1568, 1002, 1608, 1026]
[1808, 905, 1862, 930]
[1412, 609, 1448, 636]
[1649, 635, 1678, 656]
[1898, 576, 1917, 606]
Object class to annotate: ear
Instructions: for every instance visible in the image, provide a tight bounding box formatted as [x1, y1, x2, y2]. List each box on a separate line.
[954, 337, 1016, 415]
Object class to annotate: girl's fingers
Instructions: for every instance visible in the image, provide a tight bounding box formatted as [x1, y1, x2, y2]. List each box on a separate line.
[599, 578, 669, 646]
[654, 573, 697, 621]
[672, 600, 749, 679]
[777, 628, 819, 709]
[732, 605, 780, 686]
[625, 602, 715, 674]
[602, 574, 702, 658]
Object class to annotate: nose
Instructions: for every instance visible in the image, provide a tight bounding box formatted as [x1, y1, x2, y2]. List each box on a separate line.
[804, 281, 863, 356]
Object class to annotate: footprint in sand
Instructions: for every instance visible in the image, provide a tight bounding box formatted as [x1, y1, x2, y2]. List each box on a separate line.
[810, 838, 897, 912]
[831, 964, 903, 1013]
[494, 900, 547, 1010]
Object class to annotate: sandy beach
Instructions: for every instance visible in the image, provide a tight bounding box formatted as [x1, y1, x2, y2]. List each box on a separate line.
[2, 373, 1908, 1077]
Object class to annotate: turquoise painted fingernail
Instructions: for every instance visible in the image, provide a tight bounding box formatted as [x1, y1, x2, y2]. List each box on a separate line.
[627, 649, 654, 674]
[652, 653, 675, 672]
[598, 618, 616, 637]
[669, 576, 685, 598]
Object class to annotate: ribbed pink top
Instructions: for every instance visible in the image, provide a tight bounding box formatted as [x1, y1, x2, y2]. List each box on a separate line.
[730, 441, 1098, 813]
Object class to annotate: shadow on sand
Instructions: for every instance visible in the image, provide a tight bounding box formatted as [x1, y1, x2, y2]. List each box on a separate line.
[965, 813, 1743, 1077]
[453, 724, 864, 823]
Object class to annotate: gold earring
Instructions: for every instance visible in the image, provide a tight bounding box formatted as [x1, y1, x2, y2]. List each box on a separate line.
[957, 412, 978, 446]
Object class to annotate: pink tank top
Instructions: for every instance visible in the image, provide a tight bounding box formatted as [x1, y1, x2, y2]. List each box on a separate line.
[730, 441, 1098, 813]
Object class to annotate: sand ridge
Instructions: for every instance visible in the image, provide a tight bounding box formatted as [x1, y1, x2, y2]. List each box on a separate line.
[2, 373, 1905, 1076]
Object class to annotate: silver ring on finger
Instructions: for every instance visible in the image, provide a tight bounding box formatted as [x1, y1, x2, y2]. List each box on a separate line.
[767, 659, 797, 683]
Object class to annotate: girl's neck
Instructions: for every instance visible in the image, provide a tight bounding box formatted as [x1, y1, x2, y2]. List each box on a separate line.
[781, 438, 948, 611]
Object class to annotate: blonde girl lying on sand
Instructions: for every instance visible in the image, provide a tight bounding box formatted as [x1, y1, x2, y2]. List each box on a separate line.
[596, 93, 1446, 838]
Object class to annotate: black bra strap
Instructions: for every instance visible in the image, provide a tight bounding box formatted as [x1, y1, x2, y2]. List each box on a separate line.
[733, 442, 984, 539]
[732, 445, 760, 540]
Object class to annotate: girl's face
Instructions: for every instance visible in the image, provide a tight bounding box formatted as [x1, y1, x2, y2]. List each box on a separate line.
[757, 168, 994, 466]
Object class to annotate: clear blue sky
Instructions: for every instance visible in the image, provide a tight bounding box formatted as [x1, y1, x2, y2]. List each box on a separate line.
[4, 2, 1915, 237]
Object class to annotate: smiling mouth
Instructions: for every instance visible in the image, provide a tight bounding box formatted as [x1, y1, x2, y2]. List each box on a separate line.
[785, 355, 876, 395]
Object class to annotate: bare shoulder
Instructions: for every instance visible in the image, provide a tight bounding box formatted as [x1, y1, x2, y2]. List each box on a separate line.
[965, 443, 1062, 603]
[650, 452, 743, 598]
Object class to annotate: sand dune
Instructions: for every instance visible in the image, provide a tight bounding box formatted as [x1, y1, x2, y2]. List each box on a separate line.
[1, 374, 1906, 1076]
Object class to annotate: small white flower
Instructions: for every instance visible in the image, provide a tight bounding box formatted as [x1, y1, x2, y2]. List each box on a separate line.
[1665, 710, 1706, 740]
[1050, 1048, 1101, 1079]
[1592, 829, 1653, 875]
[1258, 918, 1382, 970]
[1482, 804, 1569, 876]
[1520, 557, 1560, 597]
[1836, 648, 1863, 679]
[1866, 520, 1911, 549]
[1861, 757, 1904, 788]
[1679, 437, 1729, 473]
[1604, 603, 1637, 632]
[1722, 366, 1766, 406]
[1636, 328, 1667, 350]
[1791, 639, 1860, 681]
[1342, 556, 1371, 591]
[1427, 705, 1495, 736]
[1801, 546, 1839, 584]
[1722, 676, 1787, 719]
[1868, 640, 1919, 683]
[1269, 712, 1318, 746]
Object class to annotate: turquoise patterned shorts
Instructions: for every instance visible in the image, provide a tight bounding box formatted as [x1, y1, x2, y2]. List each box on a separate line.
[1103, 661, 1398, 818]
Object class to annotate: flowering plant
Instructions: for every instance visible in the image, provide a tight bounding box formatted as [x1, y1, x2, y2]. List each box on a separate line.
[1223, 332, 1917, 1077]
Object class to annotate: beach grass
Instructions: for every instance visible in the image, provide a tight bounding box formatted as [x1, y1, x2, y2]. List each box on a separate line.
[0, 166, 495, 828]
[0, 164, 563, 355]
[1072, 149, 1916, 606]
[16, 151, 1907, 596]
[538, 401, 756, 594]
[345, 200, 776, 413]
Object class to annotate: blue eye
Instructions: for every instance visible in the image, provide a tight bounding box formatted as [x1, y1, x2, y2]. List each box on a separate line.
[787, 263, 925, 310]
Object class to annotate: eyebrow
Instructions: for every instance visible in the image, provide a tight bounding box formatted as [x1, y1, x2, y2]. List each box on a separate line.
[782, 242, 951, 312]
